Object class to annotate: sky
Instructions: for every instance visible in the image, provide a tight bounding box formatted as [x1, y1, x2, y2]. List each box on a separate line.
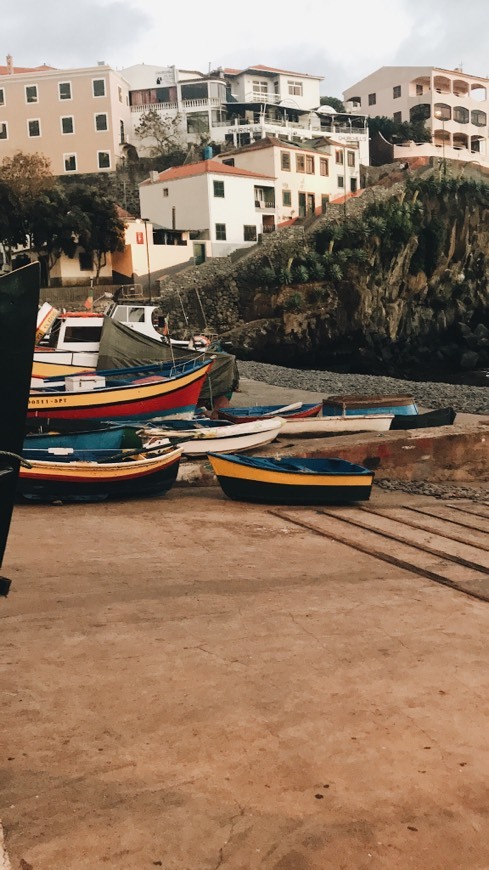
[4, 0, 489, 97]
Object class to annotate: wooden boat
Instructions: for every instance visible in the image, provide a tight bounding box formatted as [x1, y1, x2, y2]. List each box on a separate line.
[25, 418, 283, 458]
[0, 263, 40, 582]
[142, 417, 283, 456]
[278, 413, 394, 436]
[208, 453, 375, 504]
[18, 444, 182, 502]
[218, 401, 322, 423]
[28, 359, 213, 422]
[389, 407, 456, 430]
[322, 394, 418, 416]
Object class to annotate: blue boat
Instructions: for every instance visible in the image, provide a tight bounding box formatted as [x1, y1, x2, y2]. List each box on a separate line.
[218, 401, 322, 423]
[322, 394, 418, 416]
[208, 453, 374, 505]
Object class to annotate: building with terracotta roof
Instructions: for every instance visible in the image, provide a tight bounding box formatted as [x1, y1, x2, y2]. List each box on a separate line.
[139, 159, 276, 259]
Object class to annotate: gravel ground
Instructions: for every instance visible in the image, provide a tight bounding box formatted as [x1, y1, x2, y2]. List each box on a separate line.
[237, 360, 489, 415]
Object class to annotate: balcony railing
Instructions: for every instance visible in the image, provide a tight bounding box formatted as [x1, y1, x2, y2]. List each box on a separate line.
[130, 98, 221, 114]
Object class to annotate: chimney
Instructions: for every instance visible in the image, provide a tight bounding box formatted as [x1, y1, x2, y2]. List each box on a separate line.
[6, 54, 13, 75]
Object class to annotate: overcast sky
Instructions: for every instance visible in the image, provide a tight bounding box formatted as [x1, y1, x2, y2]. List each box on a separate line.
[4, 0, 489, 97]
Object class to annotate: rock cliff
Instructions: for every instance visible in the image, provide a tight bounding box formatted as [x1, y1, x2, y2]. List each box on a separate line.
[157, 165, 489, 378]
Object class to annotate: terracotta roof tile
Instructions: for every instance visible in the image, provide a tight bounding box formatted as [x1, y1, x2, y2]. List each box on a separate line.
[0, 64, 55, 76]
[140, 159, 274, 185]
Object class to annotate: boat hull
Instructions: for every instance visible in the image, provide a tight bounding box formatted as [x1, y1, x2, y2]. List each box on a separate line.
[18, 447, 182, 502]
[208, 454, 374, 505]
[0, 264, 40, 568]
[144, 418, 283, 456]
[322, 395, 418, 416]
[218, 403, 322, 423]
[28, 361, 212, 421]
[279, 414, 394, 435]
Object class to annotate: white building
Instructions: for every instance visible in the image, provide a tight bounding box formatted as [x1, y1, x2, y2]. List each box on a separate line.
[215, 136, 360, 223]
[139, 159, 276, 259]
[343, 65, 489, 167]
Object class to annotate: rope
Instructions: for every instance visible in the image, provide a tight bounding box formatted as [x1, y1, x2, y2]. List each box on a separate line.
[0, 451, 32, 469]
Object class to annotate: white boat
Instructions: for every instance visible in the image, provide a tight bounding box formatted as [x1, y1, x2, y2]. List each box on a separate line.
[278, 414, 394, 435]
[32, 302, 212, 380]
[141, 417, 283, 456]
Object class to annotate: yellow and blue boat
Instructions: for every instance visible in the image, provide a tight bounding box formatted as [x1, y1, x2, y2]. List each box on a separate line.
[208, 454, 374, 505]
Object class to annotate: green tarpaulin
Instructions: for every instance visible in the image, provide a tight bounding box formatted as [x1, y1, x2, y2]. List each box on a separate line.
[97, 317, 239, 407]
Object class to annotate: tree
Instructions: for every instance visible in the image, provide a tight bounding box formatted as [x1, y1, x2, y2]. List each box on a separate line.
[0, 151, 55, 269]
[320, 96, 345, 112]
[367, 115, 431, 144]
[64, 184, 126, 284]
[28, 186, 79, 286]
[134, 109, 187, 159]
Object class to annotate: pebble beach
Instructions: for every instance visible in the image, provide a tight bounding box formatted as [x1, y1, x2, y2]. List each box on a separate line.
[237, 360, 489, 415]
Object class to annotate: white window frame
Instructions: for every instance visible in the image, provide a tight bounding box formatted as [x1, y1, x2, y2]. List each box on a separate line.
[92, 78, 106, 98]
[215, 223, 226, 241]
[0, 121, 8, 140]
[25, 84, 38, 104]
[288, 80, 303, 97]
[252, 80, 268, 97]
[94, 112, 109, 132]
[97, 150, 111, 170]
[61, 115, 75, 135]
[0, 88, 5, 107]
[58, 81, 72, 101]
[63, 153, 77, 173]
[27, 118, 41, 137]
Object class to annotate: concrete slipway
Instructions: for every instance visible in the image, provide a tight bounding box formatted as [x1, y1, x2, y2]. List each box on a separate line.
[1, 380, 489, 869]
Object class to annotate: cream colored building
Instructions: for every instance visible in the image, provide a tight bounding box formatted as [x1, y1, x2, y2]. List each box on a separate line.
[343, 66, 489, 167]
[215, 136, 360, 223]
[0, 57, 132, 175]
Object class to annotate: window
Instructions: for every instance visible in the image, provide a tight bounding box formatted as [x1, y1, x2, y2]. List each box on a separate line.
[305, 155, 315, 174]
[368, 92, 376, 106]
[59, 82, 71, 100]
[0, 122, 7, 140]
[213, 180, 225, 198]
[95, 113, 108, 131]
[321, 195, 329, 213]
[64, 154, 77, 172]
[288, 80, 303, 97]
[25, 85, 38, 103]
[393, 85, 401, 99]
[244, 225, 257, 242]
[79, 252, 94, 271]
[472, 109, 487, 127]
[93, 79, 106, 97]
[295, 154, 305, 172]
[0, 89, 4, 106]
[337, 175, 344, 188]
[335, 150, 344, 164]
[252, 80, 268, 97]
[28, 119, 40, 137]
[393, 111, 402, 124]
[61, 116, 74, 134]
[453, 106, 469, 124]
[347, 151, 355, 167]
[282, 190, 292, 206]
[416, 84, 423, 96]
[281, 151, 291, 171]
[118, 86, 123, 103]
[215, 223, 226, 241]
[319, 157, 329, 176]
[163, 188, 169, 197]
[97, 151, 111, 169]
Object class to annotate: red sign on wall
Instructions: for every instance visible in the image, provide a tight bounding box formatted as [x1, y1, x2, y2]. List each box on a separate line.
[136, 232, 144, 244]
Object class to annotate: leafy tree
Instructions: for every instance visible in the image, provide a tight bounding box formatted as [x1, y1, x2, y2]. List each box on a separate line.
[0, 151, 55, 268]
[367, 115, 431, 144]
[134, 109, 187, 159]
[320, 96, 345, 112]
[64, 184, 126, 284]
[28, 186, 80, 285]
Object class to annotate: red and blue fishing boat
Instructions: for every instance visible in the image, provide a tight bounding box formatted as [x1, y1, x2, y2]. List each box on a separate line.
[18, 444, 182, 502]
[28, 359, 213, 422]
[218, 401, 322, 423]
[322, 394, 418, 416]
